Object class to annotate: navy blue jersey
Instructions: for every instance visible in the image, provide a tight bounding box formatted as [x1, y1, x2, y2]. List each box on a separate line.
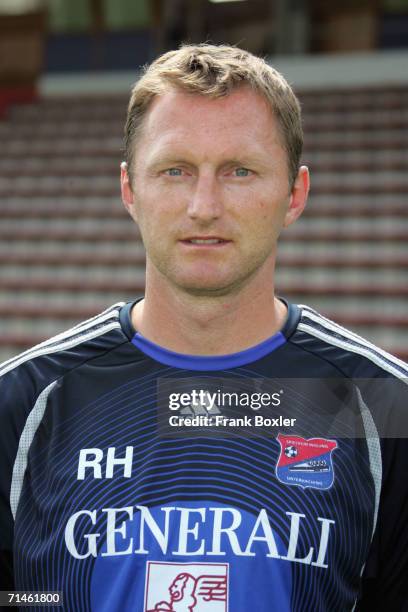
[1, 299, 407, 612]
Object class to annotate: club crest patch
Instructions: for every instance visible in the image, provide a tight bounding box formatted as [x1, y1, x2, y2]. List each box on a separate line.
[144, 561, 229, 611]
[276, 433, 338, 490]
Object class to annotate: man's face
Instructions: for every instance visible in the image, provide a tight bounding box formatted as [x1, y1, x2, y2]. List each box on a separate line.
[169, 576, 184, 601]
[121, 86, 308, 296]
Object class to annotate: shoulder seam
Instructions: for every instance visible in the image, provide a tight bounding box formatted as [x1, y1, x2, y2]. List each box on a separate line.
[296, 304, 408, 380]
[287, 334, 354, 380]
[0, 302, 125, 378]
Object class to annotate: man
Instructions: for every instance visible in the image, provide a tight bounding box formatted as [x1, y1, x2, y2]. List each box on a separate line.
[0, 44, 407, 611]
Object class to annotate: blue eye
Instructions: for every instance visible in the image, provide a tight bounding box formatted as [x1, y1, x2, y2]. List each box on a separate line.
[235, 167, 251, 177]
[166, 168, 183, 176]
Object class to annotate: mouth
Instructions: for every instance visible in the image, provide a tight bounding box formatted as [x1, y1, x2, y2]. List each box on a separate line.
[180, 237, 231, 247]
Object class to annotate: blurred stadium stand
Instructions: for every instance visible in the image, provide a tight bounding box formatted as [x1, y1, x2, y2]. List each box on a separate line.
[0, 0, 407, 362]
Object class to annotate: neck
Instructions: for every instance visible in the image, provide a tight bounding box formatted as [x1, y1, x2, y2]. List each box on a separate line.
[131, 267, 287, 356]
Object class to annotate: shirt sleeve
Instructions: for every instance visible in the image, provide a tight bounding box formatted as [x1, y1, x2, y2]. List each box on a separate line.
[356, 436, 408, 611]
[0, 363, 37, 593]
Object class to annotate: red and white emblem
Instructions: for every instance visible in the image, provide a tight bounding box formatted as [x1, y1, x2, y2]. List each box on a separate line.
[276, 433, 338, 490]
[144, 562, 228, 612]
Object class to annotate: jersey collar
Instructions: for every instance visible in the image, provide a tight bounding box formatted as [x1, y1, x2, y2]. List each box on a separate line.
[119, 296, 300, 371]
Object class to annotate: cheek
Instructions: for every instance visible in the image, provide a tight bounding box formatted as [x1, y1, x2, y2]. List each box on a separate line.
[241, 198, 277, 225]
[137, 182, 187, 218]
[257, 193, 289, 225]
[241, 200, 287, 245]
[258, 201, 270, 221]
[135, 201, 175, 243]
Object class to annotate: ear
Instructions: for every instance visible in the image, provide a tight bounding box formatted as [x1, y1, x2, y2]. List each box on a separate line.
[283, 165, 310, 228]
[120, 161, 137, 220]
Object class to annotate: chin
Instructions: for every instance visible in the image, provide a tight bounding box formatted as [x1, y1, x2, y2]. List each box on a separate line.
[174, 276, 243, 297]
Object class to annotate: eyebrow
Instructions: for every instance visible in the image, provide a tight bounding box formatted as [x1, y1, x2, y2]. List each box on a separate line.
[147, 156, 191, 168]
[146, 153, 269, 170]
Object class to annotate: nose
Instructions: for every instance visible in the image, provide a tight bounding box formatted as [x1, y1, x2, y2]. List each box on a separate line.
[187, 171, 223, 223]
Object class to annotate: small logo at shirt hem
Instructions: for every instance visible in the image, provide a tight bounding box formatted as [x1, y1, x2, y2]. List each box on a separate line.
[144, 561, 229, 611]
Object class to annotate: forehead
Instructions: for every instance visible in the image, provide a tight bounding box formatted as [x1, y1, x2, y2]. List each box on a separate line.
[137, 86, 284, 160]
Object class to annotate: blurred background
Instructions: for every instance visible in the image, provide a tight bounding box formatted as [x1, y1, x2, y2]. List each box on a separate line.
[0, 0, 407, 361]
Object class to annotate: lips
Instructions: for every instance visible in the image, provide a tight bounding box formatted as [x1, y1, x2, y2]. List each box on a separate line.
[180, 236, 230, 245]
